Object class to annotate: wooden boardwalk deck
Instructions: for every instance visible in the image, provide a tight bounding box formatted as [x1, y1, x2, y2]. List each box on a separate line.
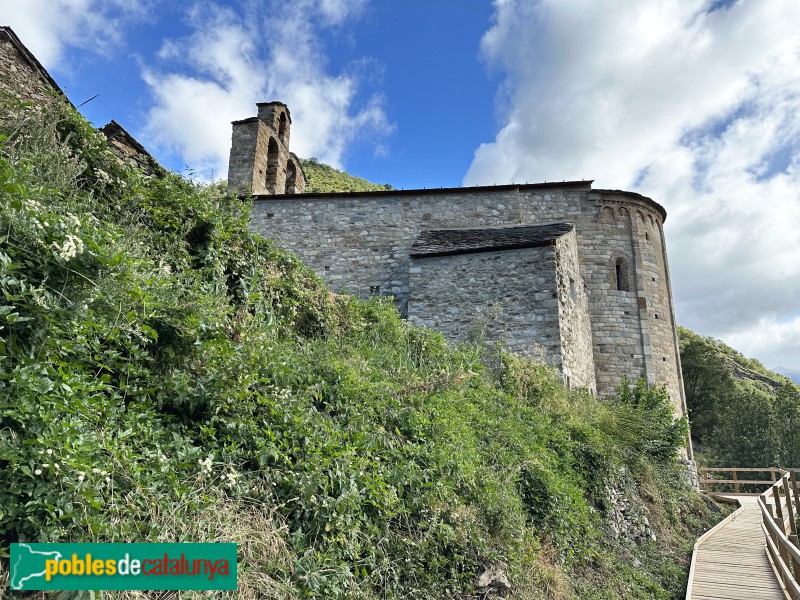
[688, 496, 785, 599]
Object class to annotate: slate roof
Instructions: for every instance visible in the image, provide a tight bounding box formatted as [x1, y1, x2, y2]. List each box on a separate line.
[410, 223, 574, 258]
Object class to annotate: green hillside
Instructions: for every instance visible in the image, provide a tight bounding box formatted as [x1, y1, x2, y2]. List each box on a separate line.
[0, 98, 726, 598]
[300, 157, 392, 193]
[679, 327, 800, 468]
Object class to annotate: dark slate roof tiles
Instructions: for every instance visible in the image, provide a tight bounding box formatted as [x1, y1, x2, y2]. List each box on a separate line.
[410, 223, 574, 258]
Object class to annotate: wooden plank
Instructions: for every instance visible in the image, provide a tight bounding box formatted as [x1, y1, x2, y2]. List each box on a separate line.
[701, 479, 778, 485]
[688, 495, 785, 600]
[700, 468, 782, 473]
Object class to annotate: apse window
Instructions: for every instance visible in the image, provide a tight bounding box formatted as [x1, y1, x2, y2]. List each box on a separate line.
[615, 257, 630, 292]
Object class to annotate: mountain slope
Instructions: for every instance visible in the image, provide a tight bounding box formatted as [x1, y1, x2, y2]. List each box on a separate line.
[775, 367, 800, 385]
[300, 157, 393, 193]
[678, 327, 800, 468]
[678, 327, 797, 395]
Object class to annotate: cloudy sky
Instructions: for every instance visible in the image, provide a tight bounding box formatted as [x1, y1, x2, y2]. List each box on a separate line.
[3, 0, 799, 371]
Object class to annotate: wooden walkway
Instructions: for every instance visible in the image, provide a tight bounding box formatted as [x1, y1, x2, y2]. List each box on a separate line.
[687, 496, 785, 599]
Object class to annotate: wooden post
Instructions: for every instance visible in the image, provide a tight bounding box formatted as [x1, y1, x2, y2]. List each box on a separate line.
[792, 470, 800, 512]
[772, 469, 778, 483]
[766, 501, 780, 546]
[774, 490, 793, 575]
[789, 534, 800, 587]
[785, 475, 798, 536]
[775, 486, 787, 534]
[733, 469, 740, 494]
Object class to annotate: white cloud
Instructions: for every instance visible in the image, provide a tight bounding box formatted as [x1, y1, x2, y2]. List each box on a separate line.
[0, 0, 151, 68]
[140, 0, 392, 180]
[725, 316, 800, 372]
[467, 0, 800, 369]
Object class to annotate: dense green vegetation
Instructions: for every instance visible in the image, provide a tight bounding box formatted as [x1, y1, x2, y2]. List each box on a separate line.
[0, 98, 725, 599]
[679, 327, 800, 468]
[300, 157, 392, 193]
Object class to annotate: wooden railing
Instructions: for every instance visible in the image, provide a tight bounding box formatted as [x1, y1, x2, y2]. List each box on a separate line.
[758, 469, 800, 599]
[699, 467, 786, 496]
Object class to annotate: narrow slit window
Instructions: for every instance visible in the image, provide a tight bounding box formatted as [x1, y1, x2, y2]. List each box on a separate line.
[615, 257, 630, 292]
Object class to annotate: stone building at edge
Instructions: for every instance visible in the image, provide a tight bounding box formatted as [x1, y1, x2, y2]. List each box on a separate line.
[228, 102, 691, 428]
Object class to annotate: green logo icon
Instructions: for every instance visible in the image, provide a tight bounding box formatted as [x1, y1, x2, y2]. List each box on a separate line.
[10, 543, 237, 590]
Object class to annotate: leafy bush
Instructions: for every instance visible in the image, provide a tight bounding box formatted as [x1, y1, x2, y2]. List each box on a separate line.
[611, 377, 690, 464]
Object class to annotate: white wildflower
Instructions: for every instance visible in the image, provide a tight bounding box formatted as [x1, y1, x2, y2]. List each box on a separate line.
[77, 471, 85, 483]
[24, 198, 43, 211]
[65, 213, 81, 228]
[199, 456, 213, 474]
[42, 463, 49, 468]
[95, 169, 111, 183]
[224, 469, 239, 489]
[46, 449, 53, 455]
[34, 468, 42, 476]
[52, 234, 84, 261]
[105, 476, 111, 484]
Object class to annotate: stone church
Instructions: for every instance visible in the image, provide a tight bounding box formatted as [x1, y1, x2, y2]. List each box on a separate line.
[228, 102, 690, 427]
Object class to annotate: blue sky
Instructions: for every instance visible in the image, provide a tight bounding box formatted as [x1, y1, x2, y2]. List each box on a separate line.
[3, 0, 800, 371]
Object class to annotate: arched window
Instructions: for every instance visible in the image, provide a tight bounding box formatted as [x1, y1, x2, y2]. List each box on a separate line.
[265, 137, 280, 193]
[278, 112, 288, 140]
[615, 257, 630, 292]
[285, 160, 297, 194]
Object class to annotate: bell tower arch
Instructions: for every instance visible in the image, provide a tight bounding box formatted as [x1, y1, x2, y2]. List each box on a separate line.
[227, 101, 305, 196]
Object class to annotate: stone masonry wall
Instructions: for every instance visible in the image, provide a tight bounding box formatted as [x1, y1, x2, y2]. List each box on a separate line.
[578, 191, 685, 414]
[228, 119, 263, 194]
[407, 245, 563, 366]
[578, 202, 647, 400]
[0, 28, 62, 106]
[554, 231, 597, 392]
[249, 184, 583, 316]
[100, 121, 163, 178]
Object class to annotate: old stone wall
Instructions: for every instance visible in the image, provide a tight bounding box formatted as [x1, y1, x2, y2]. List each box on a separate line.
[100, 121, 163, 178]
[554, 230, 597, 392]
[249, 184, 582, 316]
[0, 27, 63, 106]
[228, 118, 263, 194]
[577, 191, 686, 414]
[408, 245, 563, 364]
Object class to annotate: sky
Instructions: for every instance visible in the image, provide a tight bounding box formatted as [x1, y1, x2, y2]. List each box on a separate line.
[3, 0, 800, 372]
